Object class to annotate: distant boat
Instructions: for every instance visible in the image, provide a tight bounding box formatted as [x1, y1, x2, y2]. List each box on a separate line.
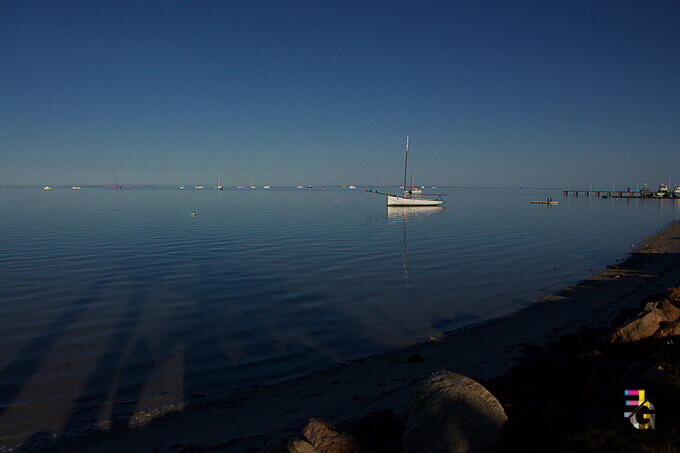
[657, 184, 670, 198]
[409, 172, 422, 193]
[263, 185, 270, 189]
[431, 186, 437, 189]
[531, 200, 558, 205]
[70, 186, 81, 190]
[215, 177, 224, 190]
[307, 185, 312, 188]
[673, 184, 680, 198]
[250, 185, 256, 189]
[179, 185, 186, 189]
[367, 136, 445, 207]
[195, 185, 204, 189]
[348, 185, 356, 189]
[236, 186, 244, 189]
[297, 185, 304, 189]
[43, 185, 53, 190]
[640, 184, 654, 198]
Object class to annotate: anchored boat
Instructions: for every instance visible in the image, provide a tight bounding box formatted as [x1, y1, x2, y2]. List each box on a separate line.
[640, 184, 654, 198]
[657, 184, 670, 198]
[367, 136, 446, 207]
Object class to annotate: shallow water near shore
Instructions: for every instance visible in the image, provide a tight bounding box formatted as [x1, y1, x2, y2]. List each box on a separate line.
[1, 186, 679, 442]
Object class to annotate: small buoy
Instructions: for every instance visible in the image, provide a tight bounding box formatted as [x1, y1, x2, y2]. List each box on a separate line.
[457, 212, 461, 215]
[336, 199, 339, 202]
[190, 212, 195, 217]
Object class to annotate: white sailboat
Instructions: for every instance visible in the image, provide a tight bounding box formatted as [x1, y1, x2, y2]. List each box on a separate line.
[297, 185, 304, 189]
[179, 185, 186, 189]
[263, 185, 270, 189]
[348, 185, 356, 189]
[367, 136, 445, 206]
[215, 177, 224, 190]
[673, 184, 680, 198]
[43, 185, 53, 190]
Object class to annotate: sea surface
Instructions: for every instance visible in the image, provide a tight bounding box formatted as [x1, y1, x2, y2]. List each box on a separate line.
[1, 186, 679, 443]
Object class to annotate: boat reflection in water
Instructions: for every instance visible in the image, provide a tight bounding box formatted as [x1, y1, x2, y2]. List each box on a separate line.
[387, 206, 444, 283]
[387, 205, 444, 221]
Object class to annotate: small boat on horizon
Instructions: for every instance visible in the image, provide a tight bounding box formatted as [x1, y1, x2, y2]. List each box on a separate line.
[43, 185, 53, 190]
[673, 184, 680, 198]
[297, 185, 304, 189]
[307, 185, 312, 189]
[70, 186, 82, 190]
[263, 185, 270, 189]
[236, 185, 244, 189]
[348, 185, 356, 189]
[195, 185, 204, 189]
[179, 185, 186, 189]
[215, 177, 224, 190]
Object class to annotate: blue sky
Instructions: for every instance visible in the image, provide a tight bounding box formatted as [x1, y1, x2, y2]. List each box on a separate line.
[1, 1, 679, 187]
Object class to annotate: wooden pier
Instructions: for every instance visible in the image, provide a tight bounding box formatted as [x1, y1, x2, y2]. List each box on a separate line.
[562, 189, 676, 199]
[562, 189, 642, 198]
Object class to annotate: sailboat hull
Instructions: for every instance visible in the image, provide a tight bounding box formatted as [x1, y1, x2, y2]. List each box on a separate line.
[387, 195, 444, 206]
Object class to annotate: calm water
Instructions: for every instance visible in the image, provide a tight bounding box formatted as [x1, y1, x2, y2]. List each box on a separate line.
[1, 186, 679, 440]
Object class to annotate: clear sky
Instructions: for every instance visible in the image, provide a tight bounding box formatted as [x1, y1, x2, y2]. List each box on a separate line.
[1, 1, 679, 187]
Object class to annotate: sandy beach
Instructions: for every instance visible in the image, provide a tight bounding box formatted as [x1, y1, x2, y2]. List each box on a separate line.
[12, 220, 680, 451]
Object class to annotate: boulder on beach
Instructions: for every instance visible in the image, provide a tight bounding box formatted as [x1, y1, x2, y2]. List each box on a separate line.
[286, 439, 319, 453]
[403, 371, 507, 453]
[609, 299, 680, 343]
[301, 418, 361, 453]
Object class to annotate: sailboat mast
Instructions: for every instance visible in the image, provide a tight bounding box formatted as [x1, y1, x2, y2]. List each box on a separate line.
[403, 135, 409, 196]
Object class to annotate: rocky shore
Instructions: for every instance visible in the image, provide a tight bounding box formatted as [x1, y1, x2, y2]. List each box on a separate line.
[19, 221, 680, 452]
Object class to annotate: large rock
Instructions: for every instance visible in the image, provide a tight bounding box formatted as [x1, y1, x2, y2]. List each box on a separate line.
[609, 299, 680, 343]
[655, 319, 680, 338]
[403, 371, 507, 453]
[301, 418, 361, 453]
[287, 439, 319, 453]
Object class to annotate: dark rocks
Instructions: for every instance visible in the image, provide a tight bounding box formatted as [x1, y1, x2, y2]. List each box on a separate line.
[519, 344, 547, 356]
[286, 439, 318, 453]
[271, 419, 360, 453]
[344, 410, 403, 453]
[403, 371, 507, 453]
[301, 418, 361, 453]
[609, 299, 680, 343]
[407, 353, 424, 363]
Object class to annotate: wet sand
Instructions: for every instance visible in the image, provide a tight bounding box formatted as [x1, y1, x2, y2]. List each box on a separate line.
[14, 220, 680, 451]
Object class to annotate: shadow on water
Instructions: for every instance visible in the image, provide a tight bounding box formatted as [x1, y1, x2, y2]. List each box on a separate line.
[1, 258, 389, 450]
[0, 277, 113, 418]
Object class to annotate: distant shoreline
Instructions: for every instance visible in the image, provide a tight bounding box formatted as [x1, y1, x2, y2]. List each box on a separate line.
[16, 218, 680, 451]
